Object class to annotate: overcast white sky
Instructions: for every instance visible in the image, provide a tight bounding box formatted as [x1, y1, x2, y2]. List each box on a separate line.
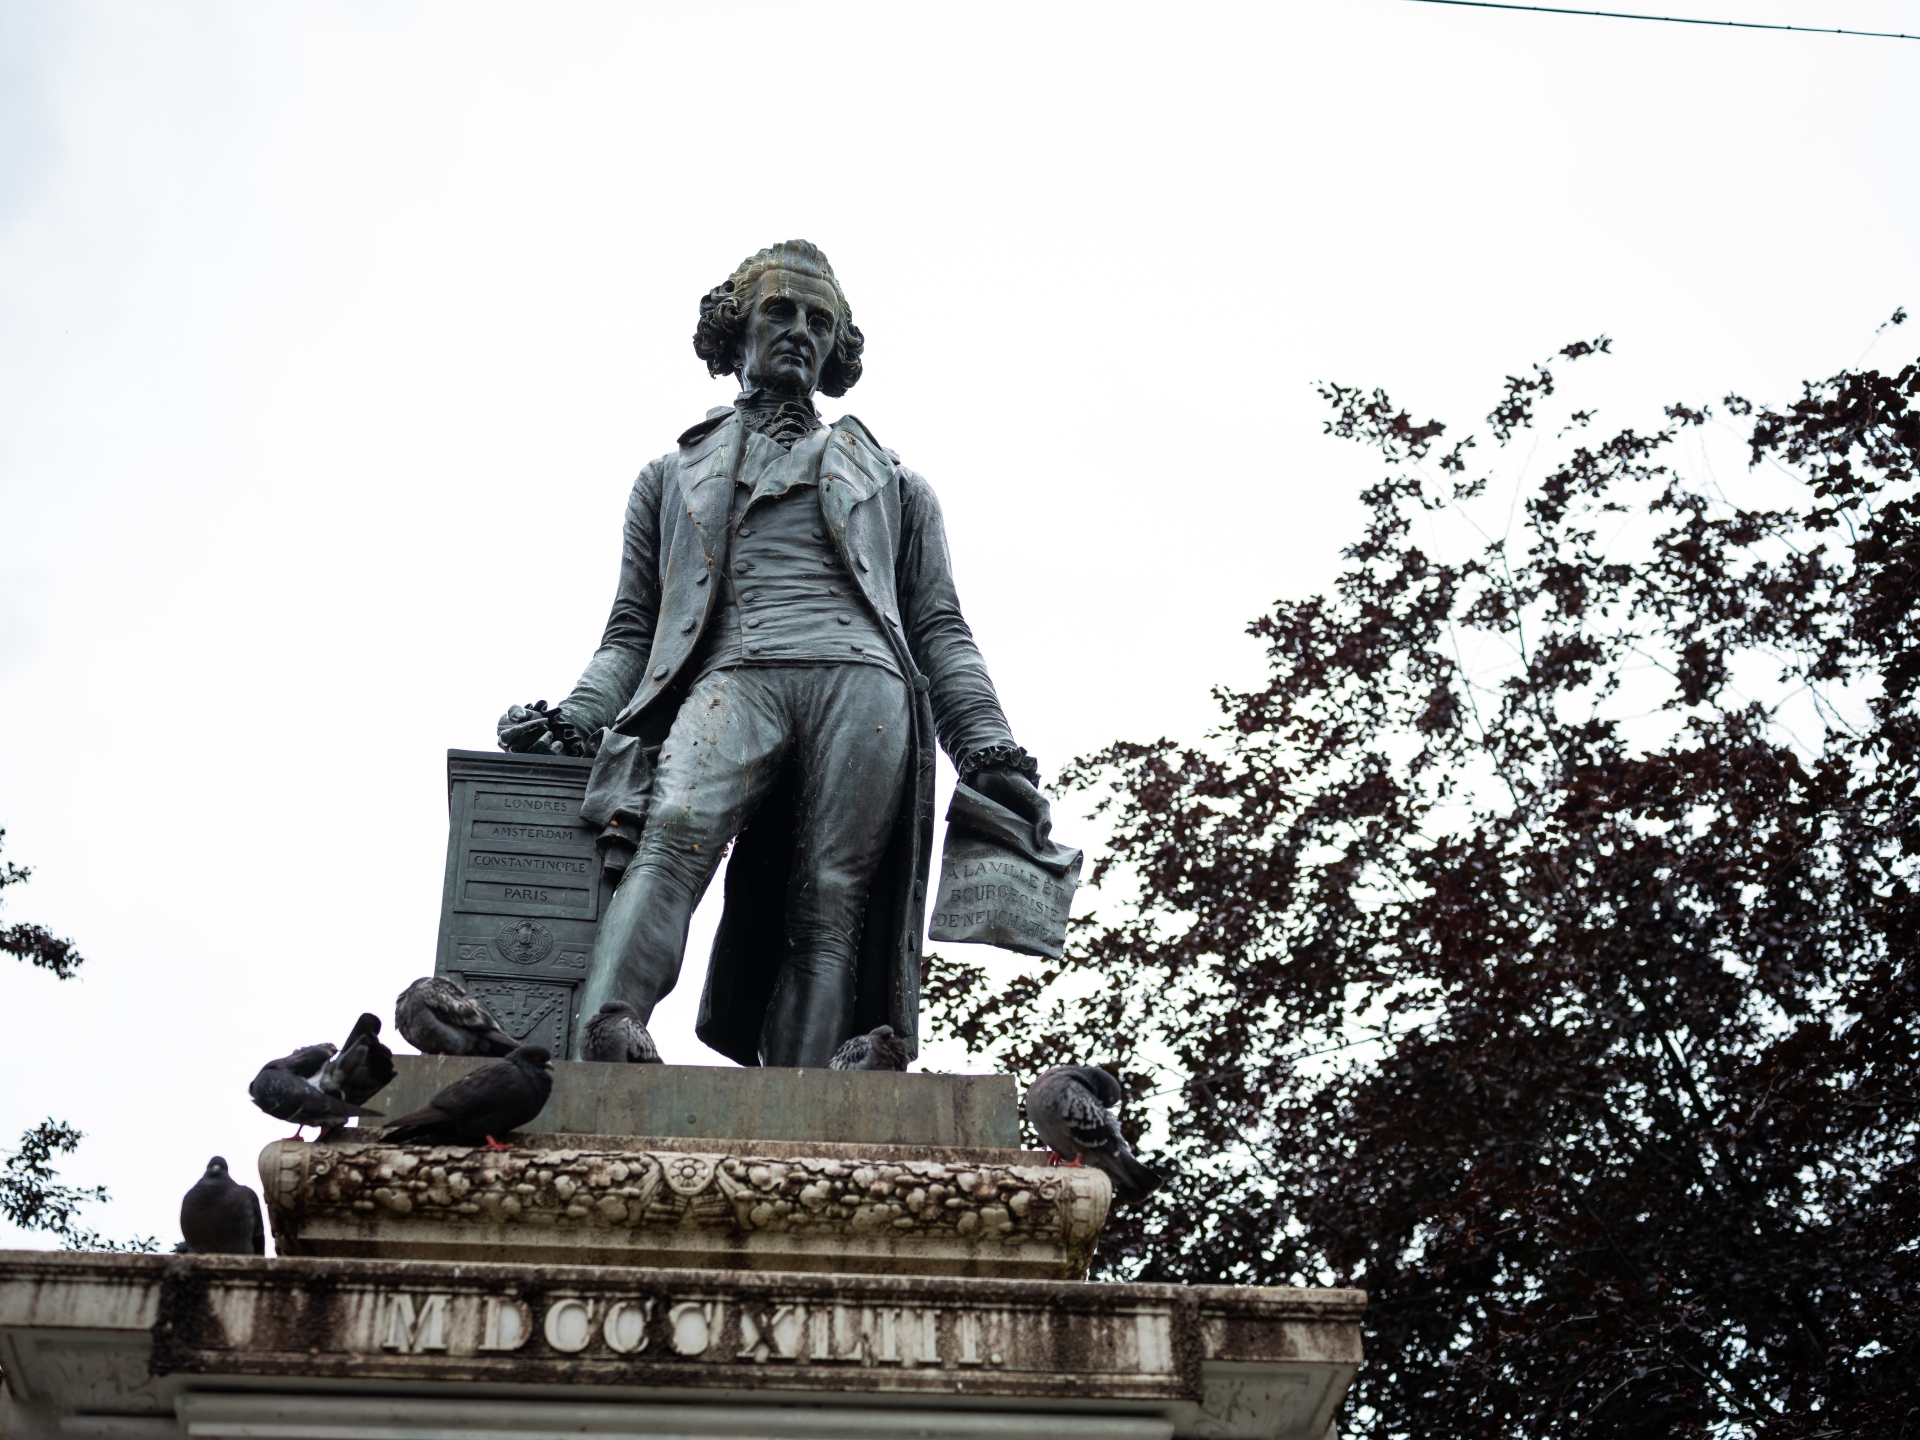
[2, 1, 1915, 1250]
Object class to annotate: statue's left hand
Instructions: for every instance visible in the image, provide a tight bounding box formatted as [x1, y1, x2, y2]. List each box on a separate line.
[970, 766, 1053, 844]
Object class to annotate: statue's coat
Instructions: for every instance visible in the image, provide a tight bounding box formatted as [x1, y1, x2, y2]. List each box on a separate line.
[564, 411, 1018, 1065]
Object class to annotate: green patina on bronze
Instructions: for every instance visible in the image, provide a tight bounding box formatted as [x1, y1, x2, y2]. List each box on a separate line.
[493, 242, 1052, 1070]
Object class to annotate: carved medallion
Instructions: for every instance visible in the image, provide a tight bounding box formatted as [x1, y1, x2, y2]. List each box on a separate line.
[661, 1154, 717, 1197]
[494, 919, 555, 965]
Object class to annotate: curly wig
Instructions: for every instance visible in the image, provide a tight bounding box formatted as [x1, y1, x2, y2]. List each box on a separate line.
[693, 240, 865, 397]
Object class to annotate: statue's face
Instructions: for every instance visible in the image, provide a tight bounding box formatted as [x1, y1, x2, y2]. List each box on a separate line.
[734, 267, 839, 395]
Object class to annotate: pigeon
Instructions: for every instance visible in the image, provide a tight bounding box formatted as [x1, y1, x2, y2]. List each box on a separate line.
[394, 976, 518, 1057]
[827, 1024, 910, 1071]
[317, 1012, 397, 1108]
[178, 1156, 265, 1255]
[250, 1043, 383, 1137]
[1023, 1065, 1162, 1204]
[381, 1045, 555, 1149]
[580, 1001, 663, 1064]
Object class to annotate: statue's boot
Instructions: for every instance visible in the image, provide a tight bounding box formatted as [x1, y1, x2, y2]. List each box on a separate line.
[758, 952, 855, 1068]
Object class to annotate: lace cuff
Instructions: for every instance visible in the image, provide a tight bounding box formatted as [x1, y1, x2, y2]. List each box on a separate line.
[957, 744, 1040, 785]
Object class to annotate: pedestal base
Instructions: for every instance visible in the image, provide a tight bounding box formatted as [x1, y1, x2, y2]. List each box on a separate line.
[0, 1252, 1362, 1440]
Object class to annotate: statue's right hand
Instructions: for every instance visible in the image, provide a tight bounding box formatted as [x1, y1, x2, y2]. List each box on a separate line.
[497, 701, 560, 753]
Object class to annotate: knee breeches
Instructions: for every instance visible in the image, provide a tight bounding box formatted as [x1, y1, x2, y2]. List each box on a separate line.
[577, 664, 912, 1065]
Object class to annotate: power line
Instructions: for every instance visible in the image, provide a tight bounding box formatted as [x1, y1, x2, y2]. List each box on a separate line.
[1405, 0, 1920, 41]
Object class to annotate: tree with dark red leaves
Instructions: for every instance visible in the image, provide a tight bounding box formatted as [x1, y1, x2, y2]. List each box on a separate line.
[929, 323, 1919, 1438]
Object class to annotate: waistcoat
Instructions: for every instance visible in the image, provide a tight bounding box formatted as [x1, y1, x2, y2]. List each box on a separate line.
[693, 425, 899, 677]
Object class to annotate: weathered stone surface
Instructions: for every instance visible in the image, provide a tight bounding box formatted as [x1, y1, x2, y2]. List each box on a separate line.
[0, 1251, 1364, 1439]
[261, 1136, 1104, 1279]
[359, 1055, 1022, 1148]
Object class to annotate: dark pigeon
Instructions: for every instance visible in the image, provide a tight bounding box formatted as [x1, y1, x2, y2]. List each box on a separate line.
[395, 976, 517, 1057]
[580, 1001, 662, 1064]
[250, 1042, 383, 1137]
[381, 1045, 554, 1149]
[318, 1012, 397, 1106]
[827, 1024, 910, 1072]
[1023, 1065, 1162, 1204]
[178, 1156, 265, 1255]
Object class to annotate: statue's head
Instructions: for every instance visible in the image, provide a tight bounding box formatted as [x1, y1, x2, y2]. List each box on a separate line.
[694, 240, 865, 398]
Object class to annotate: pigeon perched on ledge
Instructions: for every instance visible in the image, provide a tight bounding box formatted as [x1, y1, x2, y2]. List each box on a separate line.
[828, 1024, 910, 1071]
[581, 1001, 662, 1064]
[1023, 1065, 1162, 1204]
[381, 1044, 554, 1149]
[250, 1043, 382, 1138]
[395, 976, 517, 1057]
[178, 1156, 265, 1255]
[317, 1012, 396, 1109]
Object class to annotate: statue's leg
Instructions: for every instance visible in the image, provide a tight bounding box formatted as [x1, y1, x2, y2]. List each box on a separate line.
[576, 669, 789, 1055]
[757, 665, 912, 1068]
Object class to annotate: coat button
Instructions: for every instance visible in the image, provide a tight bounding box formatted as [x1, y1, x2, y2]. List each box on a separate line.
[739, 526, 752, 537]
[681, 619, 696, 633]
[653, 665, 669, 680]
[837, 615, 852, 626]
[858, 557, 870, 572]
[747, 618, 762, 629]
[812, 527, 823, 539]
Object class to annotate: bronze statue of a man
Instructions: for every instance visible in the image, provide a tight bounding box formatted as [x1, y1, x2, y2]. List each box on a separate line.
[499, 240, 1048, 1068]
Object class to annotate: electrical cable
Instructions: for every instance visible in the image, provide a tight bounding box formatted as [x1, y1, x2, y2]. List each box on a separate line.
[1405, 0, 1920, 41]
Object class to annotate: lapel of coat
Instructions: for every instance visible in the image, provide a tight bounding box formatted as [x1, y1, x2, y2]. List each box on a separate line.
[819, 416, 895, 542]
[674, 413, 743, 557]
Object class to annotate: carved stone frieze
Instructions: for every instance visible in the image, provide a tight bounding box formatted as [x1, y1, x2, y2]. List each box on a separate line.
[259, 1139, 1108, 1279]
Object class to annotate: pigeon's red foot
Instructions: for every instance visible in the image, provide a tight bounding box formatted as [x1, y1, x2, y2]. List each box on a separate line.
[1066, 1155, 1085, 1167]
[482, 1135, 513, 1151]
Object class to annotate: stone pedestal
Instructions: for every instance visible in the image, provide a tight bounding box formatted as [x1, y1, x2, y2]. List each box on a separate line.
[365, 1055, 1023, 1149]
[0, 1064, 1365, 1439]
[284, 1062, 1095, 1279]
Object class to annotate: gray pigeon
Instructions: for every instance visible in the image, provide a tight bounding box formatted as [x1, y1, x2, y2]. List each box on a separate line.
[1023, 1065, 1161, 1203]
[395, 976, 517, 1057]
[317, 1012, 397, 1108]
[250, 1043, 383, 1136]
[827, 1024, 910, 1071]
[581, 1001, 662, 1064]
[178, 1156, 265, 1255]
[381, 1045, 555, 1149]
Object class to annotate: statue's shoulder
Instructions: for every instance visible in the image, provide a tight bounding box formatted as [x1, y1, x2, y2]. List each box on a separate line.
[675, 407, 737, 449]
[833, 413, 902, 469]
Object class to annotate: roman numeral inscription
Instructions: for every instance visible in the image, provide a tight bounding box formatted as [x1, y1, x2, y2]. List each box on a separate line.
[357, 1289, 1106, 1373]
